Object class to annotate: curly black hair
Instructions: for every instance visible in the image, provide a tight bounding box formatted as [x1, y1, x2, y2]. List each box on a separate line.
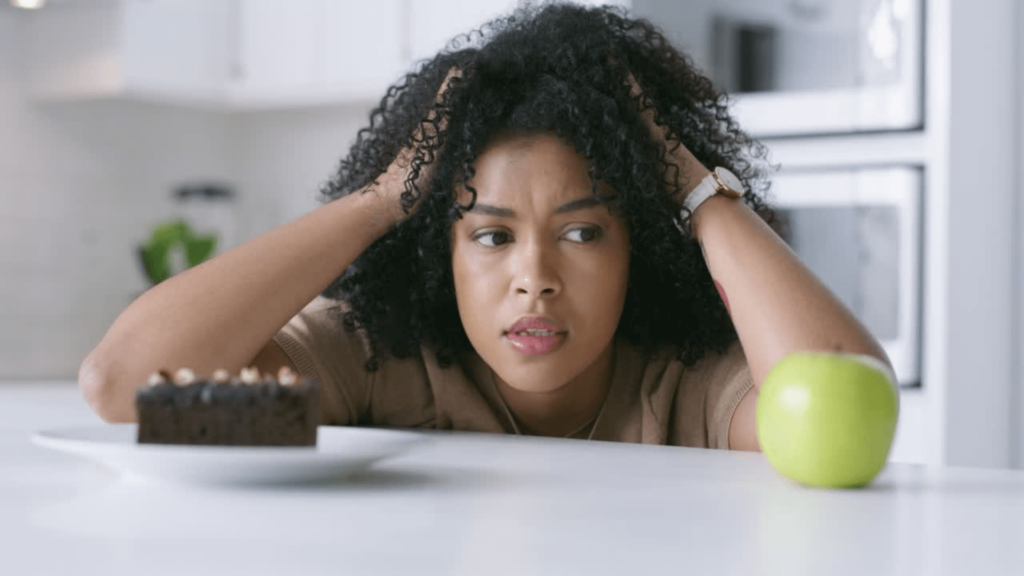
[319, 2, 772, 371]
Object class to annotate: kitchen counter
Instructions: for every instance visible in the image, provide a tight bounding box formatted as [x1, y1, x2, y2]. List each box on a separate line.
[3, 382, 1023, 575]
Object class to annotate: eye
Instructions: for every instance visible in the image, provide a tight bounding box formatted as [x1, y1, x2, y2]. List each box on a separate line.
[564, 226, 602, 243]
[474, 230, 512, 247]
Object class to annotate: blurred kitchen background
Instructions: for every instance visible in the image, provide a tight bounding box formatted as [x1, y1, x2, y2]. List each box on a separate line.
[1, 0, 1021, 469]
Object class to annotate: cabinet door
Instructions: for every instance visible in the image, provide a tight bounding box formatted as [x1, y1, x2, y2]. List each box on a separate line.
[121, 0, 232, 99]
[408, 0, 517, 65]
[319, 0, 404, 100]
[233, 0, 319, 94]
[27, 0, 231, 104]
[408, 0, 631, 65]
[233, 0, 404, 107]
[407, 0, 630, 63]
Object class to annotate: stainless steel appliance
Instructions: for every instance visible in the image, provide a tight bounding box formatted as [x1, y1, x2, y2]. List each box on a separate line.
[630, 0, 924, 136]
[770, 166, 922, 385]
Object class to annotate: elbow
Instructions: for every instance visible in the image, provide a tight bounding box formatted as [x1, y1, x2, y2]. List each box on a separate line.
[78, 351, 137, 423]
[862, 345, 896, 385]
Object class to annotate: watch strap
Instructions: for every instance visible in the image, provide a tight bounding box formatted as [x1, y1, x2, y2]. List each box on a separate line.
[682, 173, 720, 215]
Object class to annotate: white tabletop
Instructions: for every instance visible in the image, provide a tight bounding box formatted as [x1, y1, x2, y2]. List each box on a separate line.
[3, 382, 1024, 576]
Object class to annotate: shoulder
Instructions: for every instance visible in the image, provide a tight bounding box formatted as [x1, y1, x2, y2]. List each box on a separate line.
[276, 296, 371, 365]
[636, 340, 752, 449]
[274, 296, 433, 425]
[630, 340, 748, 391]
[681, 341, 749, 385]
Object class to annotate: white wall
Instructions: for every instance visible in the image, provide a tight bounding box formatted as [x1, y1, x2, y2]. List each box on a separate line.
[0, 11, 249, 378]
[227, 104, 373, 242]
[1014, 0, 1024, 469]
[928, 0, 1016, 469]
[0, 7, 375, 380]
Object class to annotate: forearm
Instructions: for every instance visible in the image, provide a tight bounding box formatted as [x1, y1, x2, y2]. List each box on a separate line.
[80, 187, 396, 421]
[692, 195, 890, 390]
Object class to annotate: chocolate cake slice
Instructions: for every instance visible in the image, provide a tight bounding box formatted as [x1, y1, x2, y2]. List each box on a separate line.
[136, 367, 319, 446]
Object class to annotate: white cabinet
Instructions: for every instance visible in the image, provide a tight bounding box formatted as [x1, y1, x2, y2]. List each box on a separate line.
[25, 0, 405, 109]
[27, 0, 232, 106]
[408, 0, 631, 65]
[408, 0, 519, 65]
[229, 0, 631, 106]
[229, 0, 405, 108]
[25, 0, 630, 109]
[231, 0, 320, 96]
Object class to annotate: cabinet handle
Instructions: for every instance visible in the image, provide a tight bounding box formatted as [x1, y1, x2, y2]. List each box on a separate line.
[228, 0, 244, 80]
[399, 0, 412, 64]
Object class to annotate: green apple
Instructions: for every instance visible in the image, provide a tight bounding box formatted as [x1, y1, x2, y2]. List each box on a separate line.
[756, 352, 899, 489]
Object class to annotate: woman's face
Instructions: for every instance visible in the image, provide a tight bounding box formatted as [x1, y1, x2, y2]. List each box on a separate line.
[450, 132, 631, 394]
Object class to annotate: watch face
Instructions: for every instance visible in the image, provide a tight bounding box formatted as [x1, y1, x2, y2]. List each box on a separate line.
[714, 167, 744, 197]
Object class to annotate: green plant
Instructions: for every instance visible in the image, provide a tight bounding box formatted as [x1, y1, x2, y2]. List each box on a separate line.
[138, 219, 218, 285]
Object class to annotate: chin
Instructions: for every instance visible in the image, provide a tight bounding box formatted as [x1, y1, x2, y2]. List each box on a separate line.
[492, 362, 575, 393]
[503, 379, 568, 394]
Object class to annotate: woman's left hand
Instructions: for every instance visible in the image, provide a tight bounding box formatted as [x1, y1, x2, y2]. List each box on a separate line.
[625, 74, 891, 454]
[625, 73, 711, 202]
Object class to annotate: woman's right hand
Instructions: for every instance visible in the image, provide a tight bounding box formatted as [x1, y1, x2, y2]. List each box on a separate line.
[79, 68, 464, 423]
[369, 68, 462, 228]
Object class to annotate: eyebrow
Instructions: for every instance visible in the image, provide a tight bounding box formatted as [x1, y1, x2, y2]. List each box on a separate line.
[467, 196, 602, 217]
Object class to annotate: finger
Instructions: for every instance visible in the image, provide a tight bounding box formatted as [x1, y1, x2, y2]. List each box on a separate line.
[399, 67, 463, 192]
[423, 67, 462, 137]
[626, 73, 706, 192]
[437, 67, 463, 99]
[627, 74, 671, 159]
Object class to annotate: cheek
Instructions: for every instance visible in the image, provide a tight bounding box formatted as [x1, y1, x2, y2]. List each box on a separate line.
[451, 245, 473, 305]
[568, 247, 630, 328]
[601, 243, 631, 325]
[451, 243, 498, 332]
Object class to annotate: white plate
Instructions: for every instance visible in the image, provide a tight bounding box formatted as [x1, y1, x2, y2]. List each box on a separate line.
[32, 424, 426, 486]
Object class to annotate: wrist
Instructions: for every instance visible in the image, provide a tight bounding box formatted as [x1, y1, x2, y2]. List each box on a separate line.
[668, 146, 710, 196]
[690, 194, 744, 241]
[352, 181, 405, 239]
[683, 166, 712, 194]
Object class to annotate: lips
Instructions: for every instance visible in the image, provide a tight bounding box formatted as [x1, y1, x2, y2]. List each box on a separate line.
[507, 316, 564, 335]
[504, 316, 566, 356]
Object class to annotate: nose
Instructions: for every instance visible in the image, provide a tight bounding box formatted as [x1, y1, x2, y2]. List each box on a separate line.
[510, 240, 562, 299]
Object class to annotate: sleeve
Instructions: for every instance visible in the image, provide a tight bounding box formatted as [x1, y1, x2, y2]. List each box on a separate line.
[704, 341, 754, 450]
[271, 297, 376, 426]
[670, 340, 754, 450]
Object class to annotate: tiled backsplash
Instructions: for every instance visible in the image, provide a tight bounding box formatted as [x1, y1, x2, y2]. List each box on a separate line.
[0, 13, 372, 380]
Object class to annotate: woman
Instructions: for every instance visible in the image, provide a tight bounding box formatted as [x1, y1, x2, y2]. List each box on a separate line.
[80, 3, 889, 451]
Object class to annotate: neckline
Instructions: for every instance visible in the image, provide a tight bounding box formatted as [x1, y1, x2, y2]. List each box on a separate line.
[505, 402, 603, 439]
[489, 341, 619, 441]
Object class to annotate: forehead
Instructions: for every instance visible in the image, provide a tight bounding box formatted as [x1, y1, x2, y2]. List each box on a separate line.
[456, 132, 600, 206]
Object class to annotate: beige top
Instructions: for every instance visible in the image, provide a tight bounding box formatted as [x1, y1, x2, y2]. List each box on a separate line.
[273, 297, 753, 450]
